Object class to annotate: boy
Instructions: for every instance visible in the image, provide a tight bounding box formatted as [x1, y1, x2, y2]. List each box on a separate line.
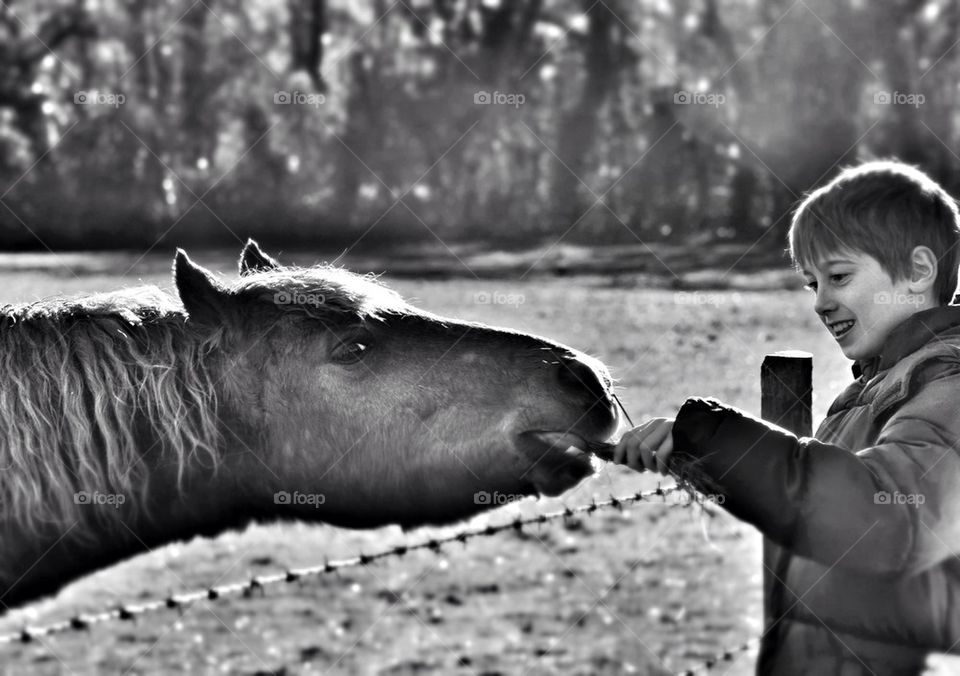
[613, 161, 960, 675]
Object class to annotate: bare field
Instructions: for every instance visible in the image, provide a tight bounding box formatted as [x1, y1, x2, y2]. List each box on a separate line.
[0, 255, 852, 675]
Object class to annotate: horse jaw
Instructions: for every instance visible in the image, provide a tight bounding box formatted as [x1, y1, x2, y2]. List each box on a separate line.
[520, 441, 597, 497]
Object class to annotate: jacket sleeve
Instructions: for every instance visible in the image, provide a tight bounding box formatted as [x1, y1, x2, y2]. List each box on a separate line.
[673, 361, 960, 577]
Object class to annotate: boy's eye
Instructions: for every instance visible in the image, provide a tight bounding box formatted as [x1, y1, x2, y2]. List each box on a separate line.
[803, 273, 848, 292]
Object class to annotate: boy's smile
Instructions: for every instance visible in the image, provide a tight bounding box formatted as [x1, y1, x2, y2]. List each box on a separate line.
[803, 249, 932, 362]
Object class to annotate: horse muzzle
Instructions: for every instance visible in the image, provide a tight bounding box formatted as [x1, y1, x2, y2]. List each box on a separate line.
[515, 430, 601, 496]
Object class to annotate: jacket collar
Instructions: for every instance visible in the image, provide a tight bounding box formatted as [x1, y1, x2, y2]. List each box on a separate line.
[853, 303, 960, 380]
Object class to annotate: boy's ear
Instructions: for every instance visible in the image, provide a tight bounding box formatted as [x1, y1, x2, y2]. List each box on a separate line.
[239, 239, 280, 276]
[174, 249, 232, 326]
[908, 245, 938, 293]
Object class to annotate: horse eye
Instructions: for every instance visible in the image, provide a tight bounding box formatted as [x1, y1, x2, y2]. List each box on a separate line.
[332, 339, 369, 365]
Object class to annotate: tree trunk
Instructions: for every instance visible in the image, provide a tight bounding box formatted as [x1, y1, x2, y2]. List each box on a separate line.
[551, 0, 621, 230]
[288, 0, 327, 91]
[181, 0, 214, 167]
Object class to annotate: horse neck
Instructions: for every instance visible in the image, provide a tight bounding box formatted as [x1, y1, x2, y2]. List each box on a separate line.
[0, 317, 265, 611]
[0, 452, 259, 611]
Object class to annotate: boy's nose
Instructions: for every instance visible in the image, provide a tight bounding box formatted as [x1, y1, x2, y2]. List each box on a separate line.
[814, 288, 836, 315]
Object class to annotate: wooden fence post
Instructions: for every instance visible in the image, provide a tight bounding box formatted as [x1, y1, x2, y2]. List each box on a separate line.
[761, 350, 812, 439]
[758, 350, 812, 662]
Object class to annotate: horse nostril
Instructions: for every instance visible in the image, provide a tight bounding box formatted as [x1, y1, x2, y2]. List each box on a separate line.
[556, 353, 609, 404]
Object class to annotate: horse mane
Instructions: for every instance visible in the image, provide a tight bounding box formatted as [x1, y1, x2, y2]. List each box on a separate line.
[0, 265, 408, 537]
[0, 286, 223, 536]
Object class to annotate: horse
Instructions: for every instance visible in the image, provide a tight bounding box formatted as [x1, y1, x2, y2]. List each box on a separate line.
[0, 240, 619, 611]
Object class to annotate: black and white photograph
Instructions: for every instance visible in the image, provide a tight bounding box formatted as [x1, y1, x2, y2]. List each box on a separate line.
[1, 1, 959, 674]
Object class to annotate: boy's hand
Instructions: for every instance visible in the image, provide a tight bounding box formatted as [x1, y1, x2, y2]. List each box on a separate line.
[612, 418, 675, 474]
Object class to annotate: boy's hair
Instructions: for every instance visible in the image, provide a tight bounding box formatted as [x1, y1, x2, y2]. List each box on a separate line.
[789, 160, 960, 305]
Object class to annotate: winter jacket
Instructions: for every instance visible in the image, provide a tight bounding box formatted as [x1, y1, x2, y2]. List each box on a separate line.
[672, 304, 960, 675]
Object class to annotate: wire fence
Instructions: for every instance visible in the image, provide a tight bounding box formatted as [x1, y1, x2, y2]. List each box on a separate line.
[0, 482, 760, 674]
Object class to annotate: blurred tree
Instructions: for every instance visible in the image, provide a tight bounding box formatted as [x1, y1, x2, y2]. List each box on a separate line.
[181, 0, 215, 168]
[289, 0, 328, 91]
[0, 0, 956, 256]
[552, 1, 630, 229]
[0, 1, 93, 164]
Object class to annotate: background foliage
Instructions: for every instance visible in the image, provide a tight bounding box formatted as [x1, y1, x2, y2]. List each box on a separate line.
[1, 0, 957, 253]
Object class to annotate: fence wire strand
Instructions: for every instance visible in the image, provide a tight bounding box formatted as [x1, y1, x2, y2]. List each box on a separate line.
[676, 638, 760, 675]
[0, 482, 758, 675]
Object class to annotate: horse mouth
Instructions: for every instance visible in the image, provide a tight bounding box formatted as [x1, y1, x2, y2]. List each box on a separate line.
[517, 431, 602, 497]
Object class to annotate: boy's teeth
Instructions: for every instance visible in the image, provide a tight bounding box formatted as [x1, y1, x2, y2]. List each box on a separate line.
[832, 320, 854, 336]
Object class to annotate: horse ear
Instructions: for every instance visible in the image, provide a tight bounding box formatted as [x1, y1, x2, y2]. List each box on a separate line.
[173, 249, 230, 326]
[239, 239, 280, 276]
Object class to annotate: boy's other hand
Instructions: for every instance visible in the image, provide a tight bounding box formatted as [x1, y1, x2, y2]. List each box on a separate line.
[612, 418, 675, 474]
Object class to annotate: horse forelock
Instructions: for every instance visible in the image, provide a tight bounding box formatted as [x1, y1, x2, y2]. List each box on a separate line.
[0, 286, 221, 537]
[231, 266, 410, 323]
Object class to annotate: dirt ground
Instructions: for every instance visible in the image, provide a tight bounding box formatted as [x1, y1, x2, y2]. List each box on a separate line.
[0, 254, 850, 675]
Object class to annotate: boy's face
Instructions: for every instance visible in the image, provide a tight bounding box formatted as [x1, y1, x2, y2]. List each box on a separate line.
[802, 249, 927, 362]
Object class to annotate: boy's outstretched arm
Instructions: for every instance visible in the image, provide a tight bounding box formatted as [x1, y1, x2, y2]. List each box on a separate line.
[613, 363, 960, 578]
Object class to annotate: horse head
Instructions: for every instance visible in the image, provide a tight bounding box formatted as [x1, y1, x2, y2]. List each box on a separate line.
[172, 240, 620, 528]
